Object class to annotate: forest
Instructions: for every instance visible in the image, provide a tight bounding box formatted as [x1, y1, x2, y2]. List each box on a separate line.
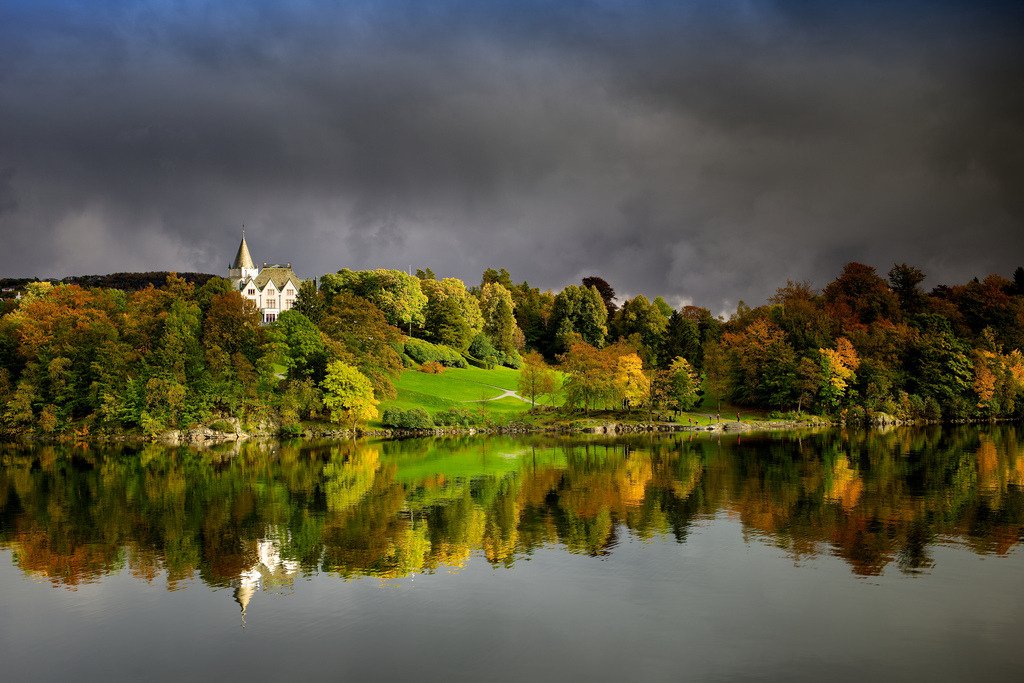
[1, 261, 1023, 437]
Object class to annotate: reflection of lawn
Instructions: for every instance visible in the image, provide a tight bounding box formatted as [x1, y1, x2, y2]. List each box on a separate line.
[384, 440, 568, 484]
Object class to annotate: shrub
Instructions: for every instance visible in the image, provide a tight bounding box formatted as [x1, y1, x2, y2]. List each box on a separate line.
[924, 396, 943, 421]
[381, 407, 434, 429]
[846, 405, 867, 424]
[209, 419, 235, 433]
[279, 423, 302, 438]
[500, 350, 523, 369]
[464, 354, 489, 369]
[469, 334, 498, 368]
[404, 338, 468, 368]
[433, 407, 486, 427]
[419, 360, 446, 374]
[38, 405, 58, 434]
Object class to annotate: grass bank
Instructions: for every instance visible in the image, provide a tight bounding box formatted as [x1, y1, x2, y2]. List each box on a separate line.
[373, 365, 562, 427]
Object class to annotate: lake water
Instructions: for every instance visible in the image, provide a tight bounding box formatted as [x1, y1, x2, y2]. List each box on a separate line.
[1, 427, 1022, 681]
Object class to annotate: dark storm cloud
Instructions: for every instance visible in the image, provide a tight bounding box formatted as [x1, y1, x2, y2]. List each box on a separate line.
[1, 0, 1022, 311]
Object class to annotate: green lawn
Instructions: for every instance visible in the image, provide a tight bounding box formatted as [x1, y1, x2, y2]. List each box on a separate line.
[377, 365, 538, 424]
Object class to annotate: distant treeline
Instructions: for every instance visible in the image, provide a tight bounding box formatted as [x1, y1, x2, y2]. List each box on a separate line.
[1, 262, 1023, 437]
[0, 272, 216, 293]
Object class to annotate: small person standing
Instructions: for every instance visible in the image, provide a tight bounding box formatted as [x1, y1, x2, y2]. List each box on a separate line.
[736, 412, 740, 422]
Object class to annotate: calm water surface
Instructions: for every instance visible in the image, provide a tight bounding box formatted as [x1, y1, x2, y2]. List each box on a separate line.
[1, 427, 1022, 681]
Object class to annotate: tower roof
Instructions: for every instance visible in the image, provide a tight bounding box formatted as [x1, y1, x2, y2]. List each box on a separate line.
[232, 234, 256, 270]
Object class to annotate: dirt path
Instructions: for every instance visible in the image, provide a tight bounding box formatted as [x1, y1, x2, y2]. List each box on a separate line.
[463, 384, 532, 403]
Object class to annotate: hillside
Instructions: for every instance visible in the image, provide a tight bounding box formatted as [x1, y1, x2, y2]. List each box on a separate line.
[376, 366, 560, 425]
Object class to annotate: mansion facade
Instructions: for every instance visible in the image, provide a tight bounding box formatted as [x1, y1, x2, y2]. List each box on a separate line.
[228, 234, 302, 323]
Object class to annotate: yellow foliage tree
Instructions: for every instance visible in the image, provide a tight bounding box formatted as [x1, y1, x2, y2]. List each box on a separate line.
[614, 353, 649, 410]
[973, 350, 998, 409]
[321, 361, 379, 430]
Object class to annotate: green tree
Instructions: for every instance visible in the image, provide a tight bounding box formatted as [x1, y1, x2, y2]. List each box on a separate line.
[320, 269, 427, 328]
[795, 356, 823, 415]
[660, 311, 701, 369]
[293, 279, 326, 324]
[551, 285, 608, 350]
[668, 357, 700, 411]
[581, 276, 617, 316]
[479, 282, 521, 356]
[769, 280, 832, 354]
[909, 314, 974, 417]
[612, 294, 668, 366]
[888, 263, 926, 315]
[482, 267, 514, 291]
[722, 318, 797, 409]
[701, 340, 731, 412]
[510, 284, 555, 355]
[269, 310, 330, 382]
[420, 278, 484, 351]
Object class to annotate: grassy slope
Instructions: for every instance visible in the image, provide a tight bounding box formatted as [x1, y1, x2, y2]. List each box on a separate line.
[377, 365, 782, 430]
[376, 366, 533, 425]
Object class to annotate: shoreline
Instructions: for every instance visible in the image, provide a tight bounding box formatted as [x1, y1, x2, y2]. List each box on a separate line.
[3, 414, 1020, 448]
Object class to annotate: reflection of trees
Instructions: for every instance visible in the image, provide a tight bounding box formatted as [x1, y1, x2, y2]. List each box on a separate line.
[1, 427, 1023, 593]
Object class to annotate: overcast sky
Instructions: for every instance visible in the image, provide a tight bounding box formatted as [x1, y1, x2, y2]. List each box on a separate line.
[1, 0, 1022, 311]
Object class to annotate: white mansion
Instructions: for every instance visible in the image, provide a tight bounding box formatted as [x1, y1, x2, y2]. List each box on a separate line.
[228, 234, 302, 323]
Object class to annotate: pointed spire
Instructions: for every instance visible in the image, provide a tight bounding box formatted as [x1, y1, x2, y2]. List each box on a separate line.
[232, 232, 255, 270]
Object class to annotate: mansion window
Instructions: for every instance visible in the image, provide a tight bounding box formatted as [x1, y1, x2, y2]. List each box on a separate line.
[265, 313, 277, 323]
[247, 288, 256, 295]
[285, 298, 294, 309]
[267, 297, 278, 309]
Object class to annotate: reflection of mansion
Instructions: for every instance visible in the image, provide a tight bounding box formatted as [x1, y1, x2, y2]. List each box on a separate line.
[233, 536, 301, 623]
[228, 233, 302, 324]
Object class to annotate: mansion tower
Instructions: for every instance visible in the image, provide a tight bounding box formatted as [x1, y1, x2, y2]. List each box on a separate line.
[228, 234, 302, 323]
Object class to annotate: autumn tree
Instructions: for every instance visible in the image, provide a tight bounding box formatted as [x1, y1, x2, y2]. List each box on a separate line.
[317, 292, 405, 399]
[721, 318, 798, 409]
[517, 351, 558, 408]
[615, 353, 649, 410]
[823, 262, 899, 331]
[818, 338, 860, 410]
[321, 361, 379, 430]
[560, 341, 618, 413]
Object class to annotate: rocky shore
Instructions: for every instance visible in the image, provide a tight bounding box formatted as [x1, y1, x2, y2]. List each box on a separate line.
[5, 412, 1018, 447]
